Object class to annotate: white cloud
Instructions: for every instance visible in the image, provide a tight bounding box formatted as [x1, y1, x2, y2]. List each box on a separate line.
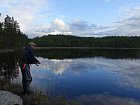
[33, 19, 98, 37]
[33, 4, 140, 37]
[96, 4, 140, 36]
[0, 0, 51, 36]
[1, 1, 140, 37]
[0, 0, 15, 8]
[52, 18, 69, 31]
[118, 4, 140, 18]
[33, 18, 72, 36]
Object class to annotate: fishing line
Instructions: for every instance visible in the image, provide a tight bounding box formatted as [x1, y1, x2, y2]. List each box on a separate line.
[37, 63, 58, 71]
[36, 62, 55, 96]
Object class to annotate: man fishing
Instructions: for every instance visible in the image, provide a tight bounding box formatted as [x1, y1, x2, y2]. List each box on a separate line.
[20, 42, 40, 95]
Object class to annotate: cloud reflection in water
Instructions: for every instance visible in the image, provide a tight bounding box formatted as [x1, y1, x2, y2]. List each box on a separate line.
[30, 57, 140, 104]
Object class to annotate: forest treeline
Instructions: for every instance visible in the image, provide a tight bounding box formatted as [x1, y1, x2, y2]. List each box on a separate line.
[30, 34, 140, 48]
[0, 15, 28, 49]
[0, 14, 140, 49]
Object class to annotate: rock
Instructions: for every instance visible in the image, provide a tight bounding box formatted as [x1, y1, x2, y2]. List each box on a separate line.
[0, 90, 23, 105]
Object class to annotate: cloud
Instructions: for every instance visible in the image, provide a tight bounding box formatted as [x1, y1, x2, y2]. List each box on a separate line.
[91, 4, 140, 36]
[118, 4, 140, 18]
[70, 19, 89, 31]
[52, 18, 69, 30]
[33, 18, 72, 36]
[33, 3, 140, 37]
[49, 18, 70, 35]
[33, 19, 99, 37]
[101, 4, 140, 35]
[0, 0, 14, 8]
[1, 1, 140, 37]
[0, 0, 51, 36]
[0, 0, 99, 37]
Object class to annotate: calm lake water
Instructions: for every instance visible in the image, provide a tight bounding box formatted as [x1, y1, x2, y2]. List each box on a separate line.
[1, 49, 140, 105]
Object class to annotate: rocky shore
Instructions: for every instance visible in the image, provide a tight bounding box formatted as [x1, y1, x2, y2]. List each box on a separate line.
[0, 90, 23, 105]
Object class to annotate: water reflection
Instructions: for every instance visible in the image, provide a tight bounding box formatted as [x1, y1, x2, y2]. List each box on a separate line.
[34, 49, 140, 59]
[77, 93, 140, 105]
[30, 57, 140, 100]
[0, 51, 22, 80]
[1, 49, 140, 105]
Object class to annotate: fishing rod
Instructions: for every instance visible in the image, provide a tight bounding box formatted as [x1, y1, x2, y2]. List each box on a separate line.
[35, 63, 58, 70]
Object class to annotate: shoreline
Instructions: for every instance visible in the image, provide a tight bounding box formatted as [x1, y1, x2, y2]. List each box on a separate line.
[0, 47, 140, 53]
[36, 47, 140, 50]
[0, 79, 78, 105]
[0, 48, 22, 53]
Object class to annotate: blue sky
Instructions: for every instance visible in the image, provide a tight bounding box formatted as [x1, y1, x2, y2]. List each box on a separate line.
[1, 0, 140, 37]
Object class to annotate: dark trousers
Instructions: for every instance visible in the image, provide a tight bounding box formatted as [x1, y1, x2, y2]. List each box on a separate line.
[21, 64, 32, 92]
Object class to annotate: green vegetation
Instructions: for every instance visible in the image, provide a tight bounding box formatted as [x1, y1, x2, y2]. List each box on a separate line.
[30, 34, 140, 48]
[1, 15, 140, 49]
[0, 15, 28, 49]
[0, 79, 78, 105]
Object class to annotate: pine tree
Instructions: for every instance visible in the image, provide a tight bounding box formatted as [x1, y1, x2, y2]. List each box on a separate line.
[0, 14, 28, 49]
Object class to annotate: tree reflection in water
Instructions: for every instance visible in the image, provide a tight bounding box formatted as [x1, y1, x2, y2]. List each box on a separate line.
[0, 49, 140, 80]
[0, 50, 22, 80]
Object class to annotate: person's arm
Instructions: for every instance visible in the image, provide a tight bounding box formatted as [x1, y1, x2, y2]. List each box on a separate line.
[27, 49, 40, 64]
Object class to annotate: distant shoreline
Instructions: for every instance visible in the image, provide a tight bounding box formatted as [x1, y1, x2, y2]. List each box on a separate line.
[0, 48, 21, 53]
[36, 47, 140, 50]
[0, 47, 140, 53]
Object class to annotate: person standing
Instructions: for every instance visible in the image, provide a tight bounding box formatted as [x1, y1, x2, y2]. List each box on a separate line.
[20, 42, 40, 95]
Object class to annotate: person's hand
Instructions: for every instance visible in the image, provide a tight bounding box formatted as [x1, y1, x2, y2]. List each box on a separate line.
[35, 64, 39, 66]
[37, 60, 41, 64]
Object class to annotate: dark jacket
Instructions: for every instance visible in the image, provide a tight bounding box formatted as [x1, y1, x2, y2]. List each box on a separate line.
[22, 45, 38, 64]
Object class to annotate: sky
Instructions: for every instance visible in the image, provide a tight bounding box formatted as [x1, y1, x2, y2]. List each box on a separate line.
[1, 0, 140, 37]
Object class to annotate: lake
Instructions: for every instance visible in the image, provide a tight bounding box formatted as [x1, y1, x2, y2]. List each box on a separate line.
[0, 49, 140, 105]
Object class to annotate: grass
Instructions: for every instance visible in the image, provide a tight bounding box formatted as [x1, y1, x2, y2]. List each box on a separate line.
[0, 79, 78, 105]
